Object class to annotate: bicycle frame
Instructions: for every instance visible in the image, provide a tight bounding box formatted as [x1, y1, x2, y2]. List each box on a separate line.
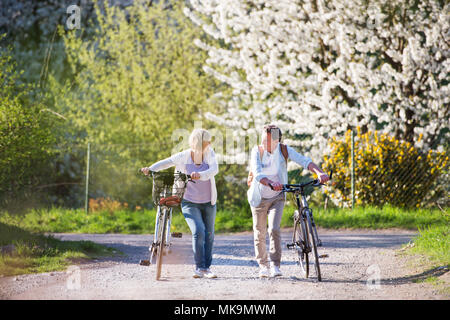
[278, 171, 332, 282]
[291, 187, 321, 248]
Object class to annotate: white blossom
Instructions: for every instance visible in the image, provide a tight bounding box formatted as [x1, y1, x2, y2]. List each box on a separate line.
[185, 0, 449, 163]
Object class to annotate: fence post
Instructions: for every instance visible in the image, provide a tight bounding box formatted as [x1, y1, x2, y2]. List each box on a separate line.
[351, 130, 355, 209]
[85, 142, 91, 214]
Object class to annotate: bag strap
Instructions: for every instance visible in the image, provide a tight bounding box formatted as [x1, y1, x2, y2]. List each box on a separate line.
[258, 144, 288, 162]
[280, 144, 288, 163]
[257, 145, 264, 161]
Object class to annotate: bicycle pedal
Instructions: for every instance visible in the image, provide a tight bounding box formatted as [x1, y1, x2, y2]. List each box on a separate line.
[319, 254, 329, 258]
[139, 259, 150, 266]
[172, 232, 182, 238]
[286, 243, 295, 249]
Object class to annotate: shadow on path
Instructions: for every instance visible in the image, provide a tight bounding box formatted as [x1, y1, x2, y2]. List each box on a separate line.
[52, 232, 418, 269]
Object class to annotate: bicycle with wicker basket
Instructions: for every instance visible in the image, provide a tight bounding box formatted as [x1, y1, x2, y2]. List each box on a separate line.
[139, 169, 193, 280]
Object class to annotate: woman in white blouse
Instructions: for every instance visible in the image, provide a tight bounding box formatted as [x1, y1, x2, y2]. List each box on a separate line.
[142, 129, 219, 279]
[248, 124, 329, 278]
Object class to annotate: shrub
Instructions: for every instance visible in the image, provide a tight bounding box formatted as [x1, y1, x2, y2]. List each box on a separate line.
[88, 197, 128, 214]
[322, 129, 448, 208]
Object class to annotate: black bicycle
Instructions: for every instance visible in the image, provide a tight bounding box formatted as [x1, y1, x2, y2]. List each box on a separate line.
[139, 169, 193, 280]
[271, 171, 332, 282]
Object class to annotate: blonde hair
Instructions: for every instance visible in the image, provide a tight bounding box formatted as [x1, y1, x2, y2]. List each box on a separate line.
[189, 129, 212, 154]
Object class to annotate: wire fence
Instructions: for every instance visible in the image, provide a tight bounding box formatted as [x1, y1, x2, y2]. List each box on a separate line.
[2, 132, 448, 213]
[322, 130, 449, 209]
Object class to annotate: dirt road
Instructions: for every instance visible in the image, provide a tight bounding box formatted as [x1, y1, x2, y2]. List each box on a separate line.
[0, 228, 447, 300]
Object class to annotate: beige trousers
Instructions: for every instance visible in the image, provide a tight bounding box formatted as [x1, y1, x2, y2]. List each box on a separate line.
[250, 192, 285, 268]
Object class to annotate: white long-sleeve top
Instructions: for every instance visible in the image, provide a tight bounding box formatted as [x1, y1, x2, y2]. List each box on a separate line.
[248, 144, 312, 207]
[149, 148, 219, 205]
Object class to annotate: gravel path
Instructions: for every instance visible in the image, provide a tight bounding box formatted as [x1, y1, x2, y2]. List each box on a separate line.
[0, 228, 448, 300]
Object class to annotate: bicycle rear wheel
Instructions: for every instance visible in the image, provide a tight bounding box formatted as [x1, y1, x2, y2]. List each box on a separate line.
[293, 217, 309, 278]
[306, 211, 322, 281]
[156, 207, 169, 280]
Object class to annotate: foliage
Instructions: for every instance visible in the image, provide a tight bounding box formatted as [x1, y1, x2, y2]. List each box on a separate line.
[214, 164, 250, 212]
[322, 129, 448, 207]
[32, 1, 224, 208]
[0, 0, 97, 85]
[2, 1, 224, 209]
[0, 43, 58, 209]
[89, 197, 129, 213]
[185, 0, 449, 161]
[57, 0, 219, 161]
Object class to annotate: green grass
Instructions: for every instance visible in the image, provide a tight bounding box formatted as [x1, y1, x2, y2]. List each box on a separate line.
[0, 207, 253, 234]
[0, 208, 156, 234]
[282, 205, 448, 230]
[408, 224, 450, 267]
[401, 223, 450, 296]
[0, 222, 119, 277]
[1, 205, 447, 235]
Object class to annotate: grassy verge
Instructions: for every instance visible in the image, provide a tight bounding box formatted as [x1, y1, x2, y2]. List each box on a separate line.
[401, 224, 450, 296]
[286, 205, 448, 230]
[408, 224, 449, 267]
[0, 222, 119, 277]
[1, 205, 447, 235]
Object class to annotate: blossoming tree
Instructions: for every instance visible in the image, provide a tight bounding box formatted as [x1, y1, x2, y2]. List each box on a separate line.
[184, 0, 449, 161]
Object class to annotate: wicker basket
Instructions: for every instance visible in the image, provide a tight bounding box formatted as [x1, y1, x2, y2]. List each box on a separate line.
[151, 171, 189, 207]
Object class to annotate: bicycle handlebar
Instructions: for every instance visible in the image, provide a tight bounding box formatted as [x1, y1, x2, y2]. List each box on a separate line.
[138, 168, 194, 182]
[269, 170, 333, 192]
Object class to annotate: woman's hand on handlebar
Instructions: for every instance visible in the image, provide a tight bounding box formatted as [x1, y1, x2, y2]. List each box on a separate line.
[318, 173, 330, 184]
[140, 167, 150, 176]
[191, 172, 201, 180]
[268, 181, 283, 191]
[260, 178, 282, 191]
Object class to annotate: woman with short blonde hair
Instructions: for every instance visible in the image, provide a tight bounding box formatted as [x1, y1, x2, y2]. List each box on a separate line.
[142, 128, 219, 279]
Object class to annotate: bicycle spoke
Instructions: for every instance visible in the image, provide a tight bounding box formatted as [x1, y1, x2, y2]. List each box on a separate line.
[294, 217, 309, 278]
[156, 208, 168, 280]
[306, 212, 322, 281]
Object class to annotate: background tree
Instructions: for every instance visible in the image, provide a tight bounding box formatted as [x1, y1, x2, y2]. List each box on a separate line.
[57, 0, 218, 155]
[0, 44, 58, 210]
[46, 0, 221, 205]
[0, 0, 97, 86]
[184, 0, 449, 161]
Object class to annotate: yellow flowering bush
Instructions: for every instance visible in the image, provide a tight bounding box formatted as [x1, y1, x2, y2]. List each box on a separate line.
[322, 129, 448, 208]
[89, 197, 128, 214]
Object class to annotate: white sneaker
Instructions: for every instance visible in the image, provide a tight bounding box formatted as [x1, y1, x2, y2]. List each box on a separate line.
[258, 266, 270, 278]
[270, 265, 282, 277]
[193, 268, 204, 278]
[201, 269, 217, 279]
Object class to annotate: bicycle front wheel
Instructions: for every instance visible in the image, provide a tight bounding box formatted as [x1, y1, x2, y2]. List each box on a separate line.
[293, 218, 309, 278]
[306, 211, 322, 281]
[156, 207, 169, 280]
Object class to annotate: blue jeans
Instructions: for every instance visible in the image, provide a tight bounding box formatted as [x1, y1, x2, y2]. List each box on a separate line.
[181, 199, 216, 270]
